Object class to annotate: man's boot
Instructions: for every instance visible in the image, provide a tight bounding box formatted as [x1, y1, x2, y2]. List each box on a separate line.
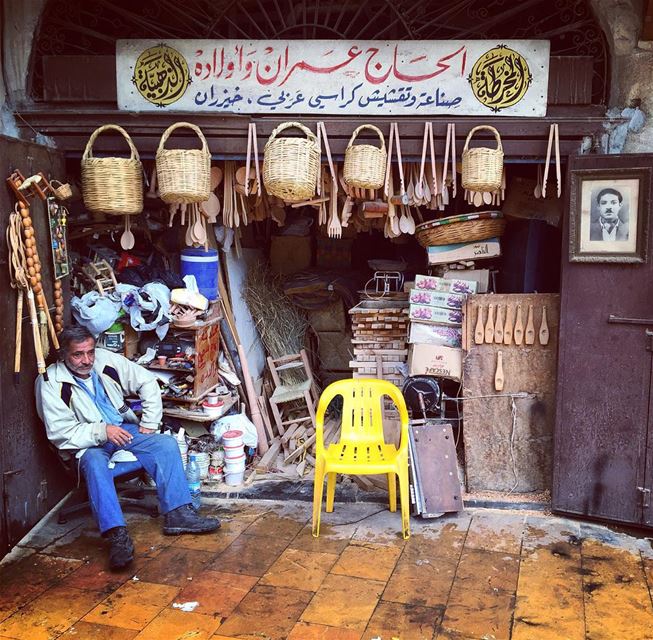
[106, 526, 134, 569]
[163, 504, 221, 535]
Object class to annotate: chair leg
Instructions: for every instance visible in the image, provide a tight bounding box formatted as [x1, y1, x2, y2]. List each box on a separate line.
[326, 472, 337, 512]
[312, 458, 326, 537]
[304, 390, 317, 428]
[398, 461, 411, 540]
[387, 473, 397, 512]
[269, 400, 286, 437]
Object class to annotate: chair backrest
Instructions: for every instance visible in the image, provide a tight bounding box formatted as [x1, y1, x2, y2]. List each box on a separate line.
[267, 349, 314, 387]
[316, 378, 409, 448]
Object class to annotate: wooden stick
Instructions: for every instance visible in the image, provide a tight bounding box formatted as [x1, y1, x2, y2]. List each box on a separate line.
[238, 343, 268, 454]
[26, 289, 46, 375]
[14, 290, 23, 383]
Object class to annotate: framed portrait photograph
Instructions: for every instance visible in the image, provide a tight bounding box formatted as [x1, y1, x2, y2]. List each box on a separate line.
[569, 167, 651, 263]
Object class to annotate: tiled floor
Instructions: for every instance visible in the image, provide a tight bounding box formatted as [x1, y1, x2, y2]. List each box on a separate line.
[1, 498, 653, 639]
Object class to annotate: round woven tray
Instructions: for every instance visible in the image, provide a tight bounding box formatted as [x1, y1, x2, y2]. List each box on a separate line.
[415, 213, 506, 247]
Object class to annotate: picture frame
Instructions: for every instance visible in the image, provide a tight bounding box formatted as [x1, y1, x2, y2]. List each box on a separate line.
[569, 166, 651, 263]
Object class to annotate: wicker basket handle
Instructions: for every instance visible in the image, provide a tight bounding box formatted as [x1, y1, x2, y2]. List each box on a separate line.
[82, 124, 140, 161]
[267, 121, 317, 144]
[346, 124, 386, 152]
[157, 121, 209, 154]
[463, 125, 503, 153]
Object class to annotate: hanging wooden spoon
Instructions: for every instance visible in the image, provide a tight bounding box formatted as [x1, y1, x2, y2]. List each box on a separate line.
[494, 351, 505, 391]
[484, 303, 495, 343]
[525, 305, 535, 345]
[473, 190, 483, 208]
[494, 305, 504, 343]
[120, 215, 135, 250]
[193, 203, 207, 244]
[539, 306, 550, 345]
[474, 305, 485, 344]
[483, 191, 492, 205]
[210, 165, 223, 191]
[503, 304, 514, 345]
[514, 305, 524, 345]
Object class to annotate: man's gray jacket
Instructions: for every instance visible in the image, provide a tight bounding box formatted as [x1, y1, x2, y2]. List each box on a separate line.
[35, 348, 162, 463]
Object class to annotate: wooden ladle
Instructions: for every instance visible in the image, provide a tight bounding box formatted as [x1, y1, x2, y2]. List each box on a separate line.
[120, 215, 135, 250]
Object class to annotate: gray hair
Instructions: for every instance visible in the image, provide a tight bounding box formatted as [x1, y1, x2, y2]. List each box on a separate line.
[58, 325, 96, 357]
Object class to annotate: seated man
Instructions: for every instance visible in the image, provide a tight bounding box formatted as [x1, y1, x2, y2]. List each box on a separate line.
[36, 325, 220, 569]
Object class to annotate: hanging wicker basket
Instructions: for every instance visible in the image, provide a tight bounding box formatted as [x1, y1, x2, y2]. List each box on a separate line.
[461, 125, 504, 192]
[156, 122, 211, 204]
[415, 211, 506, 247]
[51, 180, 73, 201]
[81, 124, 143, 215]
[262, 122, 319, 202]
[343, 124, 387, 190]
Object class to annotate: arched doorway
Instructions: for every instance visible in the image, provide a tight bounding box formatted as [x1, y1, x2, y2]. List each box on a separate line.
[31, 0, 609, 104]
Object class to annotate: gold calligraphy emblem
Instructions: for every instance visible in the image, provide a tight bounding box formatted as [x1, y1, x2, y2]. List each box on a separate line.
[468, 45, 532, 112]
[132, 44, 190, 107]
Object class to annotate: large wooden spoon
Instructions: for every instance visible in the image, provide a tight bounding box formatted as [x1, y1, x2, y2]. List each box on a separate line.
[120, 215, 135, 250]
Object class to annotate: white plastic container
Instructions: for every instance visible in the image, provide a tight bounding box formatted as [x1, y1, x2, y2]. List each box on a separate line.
[222, 429, 244, 448]
[225, 469, 245, 486]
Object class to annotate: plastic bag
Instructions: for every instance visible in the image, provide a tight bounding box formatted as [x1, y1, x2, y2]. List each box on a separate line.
[71, 291, 122, 336]
[210, 412, 258, 448]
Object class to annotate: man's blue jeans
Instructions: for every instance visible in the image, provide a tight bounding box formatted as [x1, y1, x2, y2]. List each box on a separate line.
[79, 423, 191, 534]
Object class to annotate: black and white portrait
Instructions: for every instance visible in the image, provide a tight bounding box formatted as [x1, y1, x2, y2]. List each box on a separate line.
[579, 178, 638, 255]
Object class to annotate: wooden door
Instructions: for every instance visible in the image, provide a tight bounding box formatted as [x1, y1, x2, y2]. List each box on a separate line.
[553, 154, 653, 527]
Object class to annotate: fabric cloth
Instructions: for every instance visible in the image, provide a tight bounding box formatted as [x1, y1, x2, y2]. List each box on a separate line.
[36, 348, 162, 464]
[116, 282, 171, 340]
[79, 423, 191, 533]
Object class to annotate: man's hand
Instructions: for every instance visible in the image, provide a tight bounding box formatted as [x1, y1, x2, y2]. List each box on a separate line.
[106, 424, 134, 447]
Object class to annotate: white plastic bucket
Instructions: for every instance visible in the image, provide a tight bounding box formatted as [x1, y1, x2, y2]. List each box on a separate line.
[223, 444, 245, 460]
[224, 454, 246, 473]
[225, 469, 245, 486]
[193, 451, 210, 479]
[222, 430, 244, 448]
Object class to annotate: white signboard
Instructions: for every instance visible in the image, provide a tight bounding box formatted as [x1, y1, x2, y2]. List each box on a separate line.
[117, 39, 549, 116]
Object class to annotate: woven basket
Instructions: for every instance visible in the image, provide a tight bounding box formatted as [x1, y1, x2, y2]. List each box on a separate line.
[81, 124, 143, 215]
[415, 213, 506, 247]
[343, 125, 387, 190]
[461, 126, 504, 192]
[51, 180, 72, 201]
[156, 122, 211, 204]
[263, 122, 319, 202]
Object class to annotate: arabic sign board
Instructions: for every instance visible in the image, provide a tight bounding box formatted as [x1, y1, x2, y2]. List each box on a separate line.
[117, 39, 550, 117]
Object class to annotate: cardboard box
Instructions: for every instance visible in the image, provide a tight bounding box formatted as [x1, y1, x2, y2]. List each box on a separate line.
[408, 344, 463, 380]
[443, 269, 490, 293]
[409, 304, 463, 326]
[409, 289, 465, 309]
[409, 322, 462, 348]
[427, 238, 501, 265]
[414, 274, 478, 295]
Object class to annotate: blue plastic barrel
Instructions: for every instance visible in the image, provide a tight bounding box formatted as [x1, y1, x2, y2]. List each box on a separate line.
[180, 248, 219, 300]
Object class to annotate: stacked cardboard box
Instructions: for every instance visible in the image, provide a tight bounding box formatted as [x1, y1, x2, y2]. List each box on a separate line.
[407, 275, 477, 381]
[349, 300, 409, 388]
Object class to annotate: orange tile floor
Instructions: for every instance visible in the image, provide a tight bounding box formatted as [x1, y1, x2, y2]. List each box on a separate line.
[0, 498, 652, 640]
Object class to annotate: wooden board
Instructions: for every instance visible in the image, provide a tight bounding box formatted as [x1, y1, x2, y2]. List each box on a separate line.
[462, 293, 560, 492]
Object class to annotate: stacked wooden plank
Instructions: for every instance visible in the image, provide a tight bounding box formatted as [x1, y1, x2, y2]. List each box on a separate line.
[348, 300, 409, 388]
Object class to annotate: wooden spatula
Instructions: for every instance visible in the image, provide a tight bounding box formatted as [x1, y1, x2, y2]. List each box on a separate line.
[494, 305, 504, 344]
[474, 305, 485, 344]
[495, 351, 504, 391]
[484, 304, 495, 343]
[503, 305, 513, 345]
[514, 305, 524, 345]
[525, 305, 535, 345]
[539, 306, 550, 345]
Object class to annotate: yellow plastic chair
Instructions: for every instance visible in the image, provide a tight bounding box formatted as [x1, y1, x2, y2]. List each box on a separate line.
[311, 378, 410, 540]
